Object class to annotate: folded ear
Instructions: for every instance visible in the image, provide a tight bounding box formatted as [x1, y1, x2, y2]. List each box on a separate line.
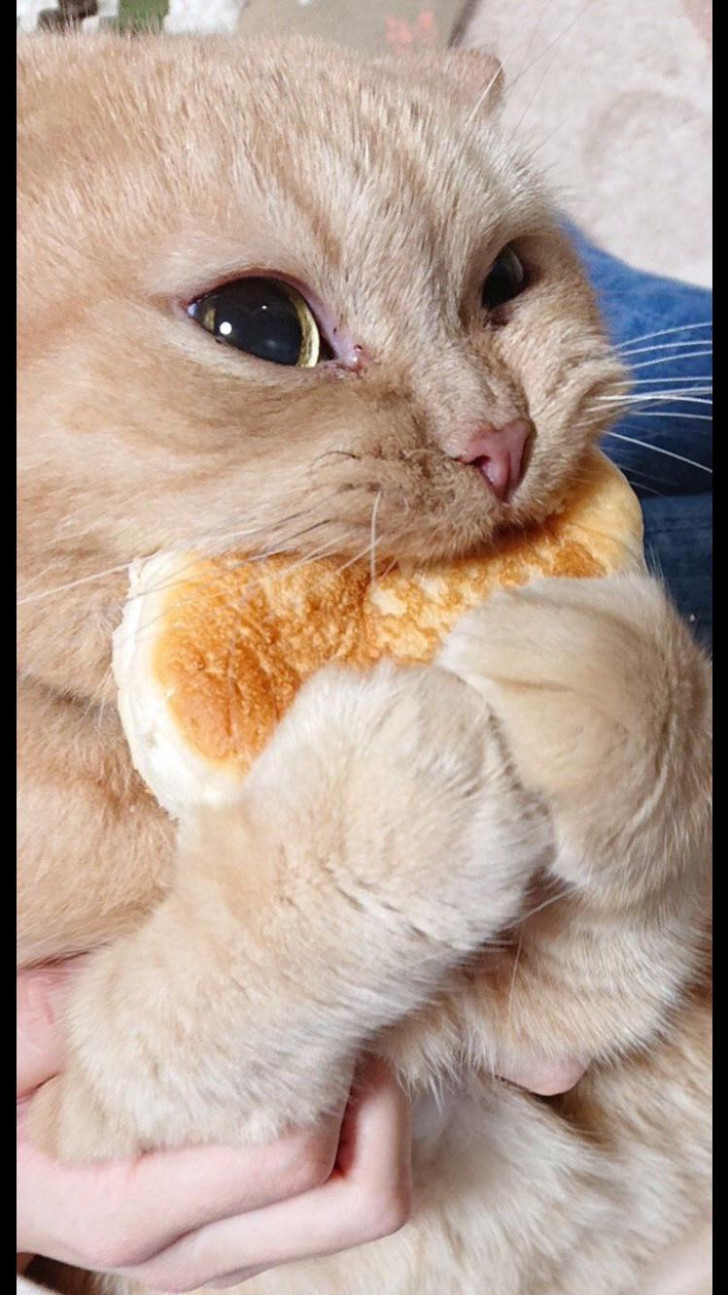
[377, 46, 505, 115]
[442, 47, 506, 111]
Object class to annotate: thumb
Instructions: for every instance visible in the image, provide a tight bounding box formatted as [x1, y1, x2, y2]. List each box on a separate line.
[17, 960, 85, 1098]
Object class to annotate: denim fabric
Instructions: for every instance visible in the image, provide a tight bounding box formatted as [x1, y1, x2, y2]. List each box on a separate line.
[565, 225, 712, 651]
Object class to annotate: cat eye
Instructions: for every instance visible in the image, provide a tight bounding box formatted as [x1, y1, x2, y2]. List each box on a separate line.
[482, 246, 526, 312]
[188, 278, 331, 367]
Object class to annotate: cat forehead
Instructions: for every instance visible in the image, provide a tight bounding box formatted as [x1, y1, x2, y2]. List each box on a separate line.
[21, 35, 547, 301]
[22, 34, 532, 204]
[43, 33, 504, 126]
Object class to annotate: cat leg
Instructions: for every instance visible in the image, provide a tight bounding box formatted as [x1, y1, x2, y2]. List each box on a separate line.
[28, 660, 551, 1161]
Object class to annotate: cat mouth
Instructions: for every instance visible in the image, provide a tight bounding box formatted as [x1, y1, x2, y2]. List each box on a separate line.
[293, 437, 549, 568]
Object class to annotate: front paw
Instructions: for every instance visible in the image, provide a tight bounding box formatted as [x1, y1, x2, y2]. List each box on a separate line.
[439, 574, 711, 887]
[23, 892, 287, 1163]
[29, 662, 553, 1166]
[240, 660, 551, 953]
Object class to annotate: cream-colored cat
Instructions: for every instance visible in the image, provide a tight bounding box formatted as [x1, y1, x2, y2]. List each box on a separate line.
[18, 33, 711, 1295]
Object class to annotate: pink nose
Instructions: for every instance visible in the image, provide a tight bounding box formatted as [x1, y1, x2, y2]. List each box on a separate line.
[457, 419, 532, 500]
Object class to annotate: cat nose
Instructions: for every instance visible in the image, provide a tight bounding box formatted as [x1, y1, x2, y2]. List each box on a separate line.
[456, 419, 532, 500]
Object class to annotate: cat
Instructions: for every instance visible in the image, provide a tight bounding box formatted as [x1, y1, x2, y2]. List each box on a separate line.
[18, 31, 711, 1295]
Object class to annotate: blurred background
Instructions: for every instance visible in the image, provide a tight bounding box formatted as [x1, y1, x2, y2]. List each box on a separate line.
[17, 0, 712, 286]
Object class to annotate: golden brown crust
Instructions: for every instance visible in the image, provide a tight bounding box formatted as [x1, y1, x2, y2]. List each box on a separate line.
[146, 450, 643, 777]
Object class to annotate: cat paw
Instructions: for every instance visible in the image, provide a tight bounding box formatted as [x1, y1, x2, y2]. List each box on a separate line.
[438, 574, 711, 885]
[28, 662, 553, 1164]
[237, 659, 552, 953]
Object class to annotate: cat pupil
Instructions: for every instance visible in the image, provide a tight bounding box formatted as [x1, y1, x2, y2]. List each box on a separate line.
[482, 246, 526, 311]
[188, 278, 322, 367]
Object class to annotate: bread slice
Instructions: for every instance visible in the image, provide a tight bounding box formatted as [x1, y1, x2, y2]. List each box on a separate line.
[112, 450, 644, 818]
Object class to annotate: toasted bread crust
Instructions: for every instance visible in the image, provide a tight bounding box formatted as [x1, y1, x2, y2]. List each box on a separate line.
[113, 450, 644, 813]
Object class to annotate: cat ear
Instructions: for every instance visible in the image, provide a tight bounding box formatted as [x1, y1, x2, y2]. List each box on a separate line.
[378, 46, 505, 113]
[443, 47, 505, 112]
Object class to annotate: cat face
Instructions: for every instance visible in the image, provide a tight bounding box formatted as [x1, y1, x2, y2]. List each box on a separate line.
[18, 35, 626, 689]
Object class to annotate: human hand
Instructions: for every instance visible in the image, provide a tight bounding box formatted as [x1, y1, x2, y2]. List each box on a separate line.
[17, 964, 412, 1292]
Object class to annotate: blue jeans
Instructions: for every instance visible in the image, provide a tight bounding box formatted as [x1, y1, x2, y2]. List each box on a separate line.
[565, 226, 712, 652]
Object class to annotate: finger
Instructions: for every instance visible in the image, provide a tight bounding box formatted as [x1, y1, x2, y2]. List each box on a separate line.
[16, 961, 85, 1096]
[133, 1057, 411, 1294]
[17, 1107, 346, 1271]
[497, 1054, 587, 1096]
[335, 1055, 412, 1190]
[207, 1265, 270, 1289]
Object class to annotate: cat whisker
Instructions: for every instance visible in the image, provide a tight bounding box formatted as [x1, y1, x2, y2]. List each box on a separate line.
[235, 522, 342, 568]
[600, 432, 711, 473]
[463, 58, 510, 131]
[507, 929, 524, 1022]
[111, 524, 327, 613]
[619, 340, 713, 361]
[458, 0, 563, 135]
[248, 532, 360, 581]
[620, 411, 712, 423]
[614, 465, 673, 492]
[116, 528, 361, 658]
[503, 0, 596, 144]
[506, 0, 550, 93]
[18, 560, 133, 606]
[22, 504, 345, 613]
[626, 483, 666, 497]
[332, 540, 386, 580]
[197, 492, 347, 554]
[17, 505, 331, 607]
[309, 449, 362, 470]
[521, 108, 582, 162]
[626, 353, 713, 372]
[515, 15, 602, 150]
[614, 321, 712, 350]
[459, 0, 593, 167]
[194, 528, 352, 587]
[369, 491, 383, 585]
[614, 376, 713, 387]
[592, 395, 713, 407]
[517, 884, 577, 925]
[78, 512, 365, 648]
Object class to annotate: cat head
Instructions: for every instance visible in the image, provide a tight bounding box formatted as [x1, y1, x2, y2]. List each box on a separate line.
[18, 34, 626, 696]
